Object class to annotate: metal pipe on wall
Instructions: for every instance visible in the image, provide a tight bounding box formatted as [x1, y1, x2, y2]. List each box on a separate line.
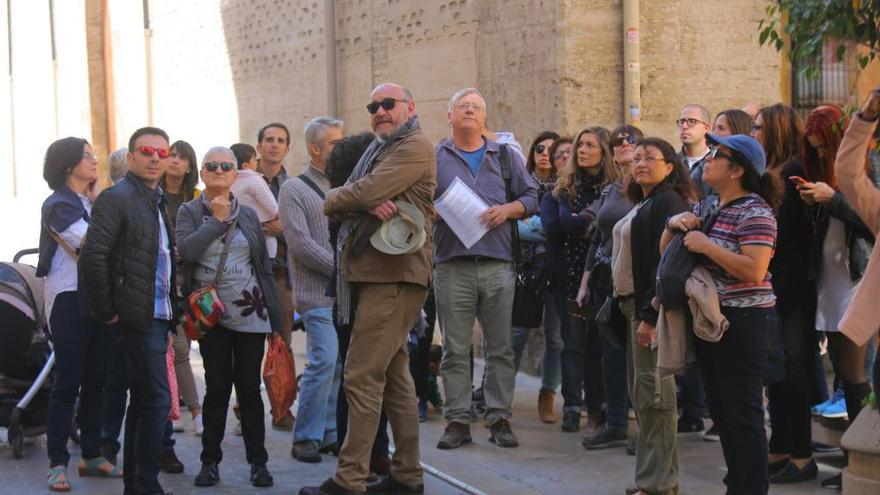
[623, 0, 640, 127]
[324, 0, 338, 117]
[101, 0, 116, 151]
[143, 0, 153, 125]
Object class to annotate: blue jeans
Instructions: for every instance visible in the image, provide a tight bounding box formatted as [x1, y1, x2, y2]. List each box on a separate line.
[116, 319, 171, 495]
[294, 306, 342, 446]
[46, 292, 108, 467]
[512, 290, 563, 391]
[100, 330, 128, 455]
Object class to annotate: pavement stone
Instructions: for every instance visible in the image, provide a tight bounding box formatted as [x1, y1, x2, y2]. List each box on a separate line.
[0, 330, 847, 494]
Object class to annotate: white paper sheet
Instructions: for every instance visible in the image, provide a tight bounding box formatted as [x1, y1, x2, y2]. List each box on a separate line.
[434, 177, 490, 249]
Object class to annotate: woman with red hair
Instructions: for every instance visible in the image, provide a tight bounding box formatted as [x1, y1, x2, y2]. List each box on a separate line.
[796, 105, 875, 487]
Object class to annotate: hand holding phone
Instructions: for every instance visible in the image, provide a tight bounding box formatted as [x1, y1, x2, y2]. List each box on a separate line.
[788, 175, 808, 186]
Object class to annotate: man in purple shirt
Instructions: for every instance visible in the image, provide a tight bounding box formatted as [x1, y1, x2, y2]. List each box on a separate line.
[433, 88, 538, 450]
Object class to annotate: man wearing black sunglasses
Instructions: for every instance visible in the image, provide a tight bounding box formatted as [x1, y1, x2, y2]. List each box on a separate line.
[300, 83, 435, 495]
[80, 127, 177, 495]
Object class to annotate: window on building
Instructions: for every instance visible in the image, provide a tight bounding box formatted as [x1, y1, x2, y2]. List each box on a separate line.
[792, 39, 859, 119]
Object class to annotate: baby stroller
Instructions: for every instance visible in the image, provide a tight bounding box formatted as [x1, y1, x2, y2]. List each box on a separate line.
[0, 248, 53, 459]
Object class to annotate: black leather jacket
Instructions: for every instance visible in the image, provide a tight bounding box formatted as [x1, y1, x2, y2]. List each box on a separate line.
[808, 190, 875, 282]
[79, 172, 177, 332]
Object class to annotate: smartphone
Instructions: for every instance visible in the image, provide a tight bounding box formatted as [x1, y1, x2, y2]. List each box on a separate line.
[788, 175, 808, 185]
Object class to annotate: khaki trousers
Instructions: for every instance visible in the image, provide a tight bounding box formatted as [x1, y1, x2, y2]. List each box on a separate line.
[334, 282, 427, 492]
[619, 297, 679, 495]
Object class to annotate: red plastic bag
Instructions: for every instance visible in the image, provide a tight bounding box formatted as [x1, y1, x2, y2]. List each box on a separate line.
[263, 333, 297, 424]
[166, 342, 180, 421]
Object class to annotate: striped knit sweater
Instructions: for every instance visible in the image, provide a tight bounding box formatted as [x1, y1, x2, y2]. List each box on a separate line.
[278, 165, 334, 312]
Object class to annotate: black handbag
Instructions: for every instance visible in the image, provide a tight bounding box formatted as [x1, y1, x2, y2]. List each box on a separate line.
[500, 145, 546, 328]
[656, 196, 748, 309]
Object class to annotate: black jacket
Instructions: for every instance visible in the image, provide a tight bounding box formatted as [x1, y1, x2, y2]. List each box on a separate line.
[79, 172, 177, 332]
[808, 190, 875, 282]
[631, 183, 689, 325]
[175, 198, 282, 333]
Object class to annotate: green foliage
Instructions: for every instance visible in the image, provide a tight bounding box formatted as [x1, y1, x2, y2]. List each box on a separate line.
[759, 0, 880, 79]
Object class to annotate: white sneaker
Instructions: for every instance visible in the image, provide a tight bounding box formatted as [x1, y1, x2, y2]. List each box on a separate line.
[172, 418, 185, 432]
[193, 414, 204, 436]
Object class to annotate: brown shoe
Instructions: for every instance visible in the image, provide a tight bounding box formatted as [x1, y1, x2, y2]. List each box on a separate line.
[272, 411, 295, 431]
[584, 413, 603, 436]
[436, 421, 472, 449]
[538, 387, 558, 424]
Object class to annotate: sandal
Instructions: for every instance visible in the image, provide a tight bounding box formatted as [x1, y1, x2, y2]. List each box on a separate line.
[78, 457, 123, 478]
[48, 466, 71, 492]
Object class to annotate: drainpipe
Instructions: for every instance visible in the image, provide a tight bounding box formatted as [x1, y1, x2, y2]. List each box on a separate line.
[324, 0, 338, 117]
[143, 0, 153, 125]
[623, 0, 641, 126]
[102, 0, 116, 150]
[49, 0, 59, 137]
[7, 0, 16, 196]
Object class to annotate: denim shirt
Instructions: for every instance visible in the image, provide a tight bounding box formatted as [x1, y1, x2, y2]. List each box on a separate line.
[153, 192, 173, 320]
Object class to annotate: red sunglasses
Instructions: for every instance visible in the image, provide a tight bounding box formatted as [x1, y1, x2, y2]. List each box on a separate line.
[138, 145, 170, 159]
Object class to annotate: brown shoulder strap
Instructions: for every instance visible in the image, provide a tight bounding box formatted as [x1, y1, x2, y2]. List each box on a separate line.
[45, 224, 80, 262]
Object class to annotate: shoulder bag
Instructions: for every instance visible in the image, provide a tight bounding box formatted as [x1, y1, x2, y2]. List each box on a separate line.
[181, 217, 239, 340]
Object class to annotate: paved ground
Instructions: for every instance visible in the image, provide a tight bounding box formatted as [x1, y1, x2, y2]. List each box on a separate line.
[1, 330, 846, 494]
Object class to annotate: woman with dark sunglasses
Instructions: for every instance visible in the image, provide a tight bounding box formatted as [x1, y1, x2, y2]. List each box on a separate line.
[751, 104, 819, 486]
[665, 134, 784, 493]
[513, 131, 563, 423]
[577, 125, 643, 451]
[176, 146, 281, 489]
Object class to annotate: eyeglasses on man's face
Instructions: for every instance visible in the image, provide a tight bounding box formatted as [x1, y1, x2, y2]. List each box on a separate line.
[138, 145, 170, 159]
[675, 118, 708, 129]
[366, 97, 407, 114]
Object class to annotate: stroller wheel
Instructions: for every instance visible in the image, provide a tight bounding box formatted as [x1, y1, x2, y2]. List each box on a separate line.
[69, 399, 81, 445]
[8, 407, 24, 459]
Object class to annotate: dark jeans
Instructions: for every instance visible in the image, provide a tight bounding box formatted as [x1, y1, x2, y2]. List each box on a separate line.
[116, 319, 172, 495]
[199, 325, 268, 466]
[336, 323, 389, 458]
[696, 306, 773, 495]
[46, 291, 108, 467]
[100, 331, 128, 455]
[591, 285, 628, 429]
[767, 303, 814, 460]
[561, 311, 604, 414]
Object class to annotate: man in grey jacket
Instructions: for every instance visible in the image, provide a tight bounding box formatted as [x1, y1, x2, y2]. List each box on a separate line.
[279, 116, 344, 463]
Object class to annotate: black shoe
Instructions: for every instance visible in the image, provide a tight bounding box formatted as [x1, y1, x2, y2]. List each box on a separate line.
[770, 459, 818, 484]
[319, 442, 339, 456]
[250, 464, 274, 488]
[768, 458, 790, 477]
[581, 424, 628, 450]
[820, 472, 842, 490]
[702, 424, 720, 442]
[488, 418, 519, 448]
[291, 440, 322, 463]
[299, 478, 359, 495]
[437, 422, 472, 449]
[366, 475, 424, 494]
[160, 448, 185, 474]
[561, 411, 580, 432]
[677, 415, 704, 434]
[194, 462, 219, 487]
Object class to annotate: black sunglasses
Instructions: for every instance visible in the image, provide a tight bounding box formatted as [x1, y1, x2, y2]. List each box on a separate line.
[204, 161, 235, 172]
[611, 135, 637, 147]
[366, 98, 407, 114]
[534, 144, 550, 155]
[708, 146, 735, 163]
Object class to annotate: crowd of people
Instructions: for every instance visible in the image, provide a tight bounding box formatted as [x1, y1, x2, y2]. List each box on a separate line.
[34, 80, 880, 495]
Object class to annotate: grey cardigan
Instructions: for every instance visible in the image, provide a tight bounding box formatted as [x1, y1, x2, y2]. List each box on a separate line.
[176, 198, 283, 332]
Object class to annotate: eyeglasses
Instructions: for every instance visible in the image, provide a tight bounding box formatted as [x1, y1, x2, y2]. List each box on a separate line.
[631, 155, 664, 165]
[138, 145, 170, 159]
[553, 149, 571, 160]
[750, 124, 763, 132]
[203, 161, 235, 172]
[455, 102, 484, 112]
[82, 152, 97, 162]
[611, 135, 637, 147]
[675, 118, 709, 129]
[708, 146, 735, 162]
[534, 144, 550, 155]
[366, 97, 408, 114]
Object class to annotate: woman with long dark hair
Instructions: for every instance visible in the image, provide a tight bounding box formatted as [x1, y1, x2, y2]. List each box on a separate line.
[712, 109, 754, 137]
[578, 124, 644, 450]
[39, 137, 120, 491]
[541, 127, 618, 434]
[665, 134, 784, 493]
[751, 104, 818, 484]
[622, 137, 694, 495]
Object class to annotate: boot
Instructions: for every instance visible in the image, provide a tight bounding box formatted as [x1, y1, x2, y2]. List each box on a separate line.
[538, 387, 558, 424]
[843, 381, 871, 423]
[584, 413, 604, 436]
